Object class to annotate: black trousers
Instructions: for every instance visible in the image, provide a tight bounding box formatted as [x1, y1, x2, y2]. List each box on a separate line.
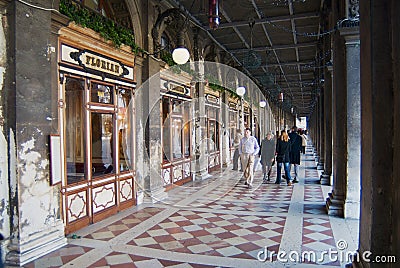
[232, 148, 241, 170]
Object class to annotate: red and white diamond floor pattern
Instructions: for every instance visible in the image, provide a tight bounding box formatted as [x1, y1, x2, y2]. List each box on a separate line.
[24, 145, 356, 268]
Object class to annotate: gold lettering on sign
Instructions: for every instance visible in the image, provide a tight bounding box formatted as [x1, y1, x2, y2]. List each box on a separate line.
[80, 53, 124, 76]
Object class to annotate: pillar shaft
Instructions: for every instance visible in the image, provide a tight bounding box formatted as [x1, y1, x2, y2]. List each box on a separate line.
[320, 66, 333, 185]
[356, 0, 399, 266]
[342, 29, 361, 219]
[327, 4, 347, 215]
[327, 0, 361, 219]
[317, 92, 325, 170]
[5, 1, 67, 265]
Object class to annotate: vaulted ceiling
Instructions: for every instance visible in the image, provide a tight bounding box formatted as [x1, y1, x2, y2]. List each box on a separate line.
[164, 0, 328, 117]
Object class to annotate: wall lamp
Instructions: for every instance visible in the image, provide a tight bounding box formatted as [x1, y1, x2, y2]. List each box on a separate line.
[259, 100, 266, 108]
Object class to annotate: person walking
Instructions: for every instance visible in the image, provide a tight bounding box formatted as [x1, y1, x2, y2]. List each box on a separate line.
[232, 129, 243, 171]
[239, 128, 260, 188]
[300, 129, 308, 154]
[288, 126, 302, 183]
[260, 132, 275, 183]
[275, 130, 292, 186]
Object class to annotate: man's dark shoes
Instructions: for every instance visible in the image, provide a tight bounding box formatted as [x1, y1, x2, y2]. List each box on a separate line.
[292, 178, 299, 183]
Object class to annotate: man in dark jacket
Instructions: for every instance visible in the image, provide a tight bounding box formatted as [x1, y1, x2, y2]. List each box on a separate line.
[260, 132, 275, 182]
[289, 126, 302, 183]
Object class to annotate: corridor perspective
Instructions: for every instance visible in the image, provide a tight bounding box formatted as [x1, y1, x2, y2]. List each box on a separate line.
[24, 143, 359, 268]
[1, 0, 399, 267]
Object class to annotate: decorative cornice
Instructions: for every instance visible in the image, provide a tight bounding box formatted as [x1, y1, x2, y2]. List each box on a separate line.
[348, 0, 359, 19]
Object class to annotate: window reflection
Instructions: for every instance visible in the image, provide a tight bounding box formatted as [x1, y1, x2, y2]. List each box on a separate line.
[118, 89, 132, 172]
[65, 78, 85, 185]
[172, 118, 182, 159]
[162, 97, 171, 161]
[208, 121, 216, 152]
[91, 83, 113, 104]
[91, 113, 114, 176]
[161, 96, 190, 162]
[207, 107, 219, 153]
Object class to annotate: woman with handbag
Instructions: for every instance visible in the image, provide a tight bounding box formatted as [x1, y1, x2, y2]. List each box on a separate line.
[275, 130, 293, 186]
[260, 132, 276, 183]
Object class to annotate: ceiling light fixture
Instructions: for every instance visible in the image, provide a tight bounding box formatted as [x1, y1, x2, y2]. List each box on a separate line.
[172, 32, 190, 64]
[236, 86, 246, 97]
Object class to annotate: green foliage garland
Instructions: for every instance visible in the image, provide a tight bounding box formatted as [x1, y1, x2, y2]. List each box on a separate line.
[208, 83, 240, 99]
[59, 0, 144, 54]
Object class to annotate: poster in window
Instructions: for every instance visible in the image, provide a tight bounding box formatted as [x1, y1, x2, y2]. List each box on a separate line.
[50, 134, 62, 185]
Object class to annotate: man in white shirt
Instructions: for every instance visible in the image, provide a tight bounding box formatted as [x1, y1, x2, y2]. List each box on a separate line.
[239, 128, 260, 188]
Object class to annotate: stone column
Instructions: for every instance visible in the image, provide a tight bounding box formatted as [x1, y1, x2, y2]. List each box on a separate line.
[5, 1, 66, 265]
[326, 3, 346, 216]
[221, 91, 230, 167]
[192, 32, 209, 180]
[136, 2, 166, 204]
[355, 0, 399, 266]
[327, 1, 361, 218]
[317, 92, 325, 170]
[193, 78, 209, 180]
[313, 99, 320, 161]
[320, 65, 333, 185]
[139, 64, 167, 204]
[0, 0, 11, 257]
[342, 28, 361, 219]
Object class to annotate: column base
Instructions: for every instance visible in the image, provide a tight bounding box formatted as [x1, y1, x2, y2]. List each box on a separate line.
[317, 161, 324, 170]
[5, 221, 67, 266]
[320, 173, 331, 185]
[136, 191, 145, 205]
[193, 170, 211, 181]
[326, 191, 344, 217]
[143, 187, 168, 204]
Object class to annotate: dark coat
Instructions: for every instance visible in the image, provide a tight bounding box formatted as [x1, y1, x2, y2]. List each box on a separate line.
[276, 139, 291, 163]
[260, 138, 275, 164]
[289, 132, 302, 164]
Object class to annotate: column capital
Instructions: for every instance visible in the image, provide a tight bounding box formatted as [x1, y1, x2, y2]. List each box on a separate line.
[339, 26, 360, 45]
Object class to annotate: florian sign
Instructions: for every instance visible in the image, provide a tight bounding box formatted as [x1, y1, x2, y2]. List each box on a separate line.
[70, 50, 128, 77]
[60, 44, 132, 80]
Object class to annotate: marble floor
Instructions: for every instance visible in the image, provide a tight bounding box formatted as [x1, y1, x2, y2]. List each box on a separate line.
[24, 145, 360, 268]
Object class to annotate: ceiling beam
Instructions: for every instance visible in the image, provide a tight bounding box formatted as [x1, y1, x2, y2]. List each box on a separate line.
[265, 61, 315, 67]
[283, 72, 314, 77]
[230, 41, 317, 53]
[210, 12, 320, 30]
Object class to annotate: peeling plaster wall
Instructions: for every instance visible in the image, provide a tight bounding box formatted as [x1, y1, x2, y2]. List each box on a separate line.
[0, 6, 11, 260]
[1, 1, 66, 265]
[17, 135, 61, 239]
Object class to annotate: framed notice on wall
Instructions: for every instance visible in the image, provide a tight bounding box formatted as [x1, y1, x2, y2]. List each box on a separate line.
[50, 134, 62, 185]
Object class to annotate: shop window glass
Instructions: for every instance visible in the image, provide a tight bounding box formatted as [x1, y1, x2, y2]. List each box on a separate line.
[172, 99, 182, 114]
[183, 107, 190, 157]
[91, 83, 113, 104]
[118, 89, 132, 172]
[172, 117, 183, 159]
[91, 113, 114, 176]
[65, 78, 85, 184]
[162, 97, 171, 161]
[208, 121, 216, 153]
[207, 107, 219, 153]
